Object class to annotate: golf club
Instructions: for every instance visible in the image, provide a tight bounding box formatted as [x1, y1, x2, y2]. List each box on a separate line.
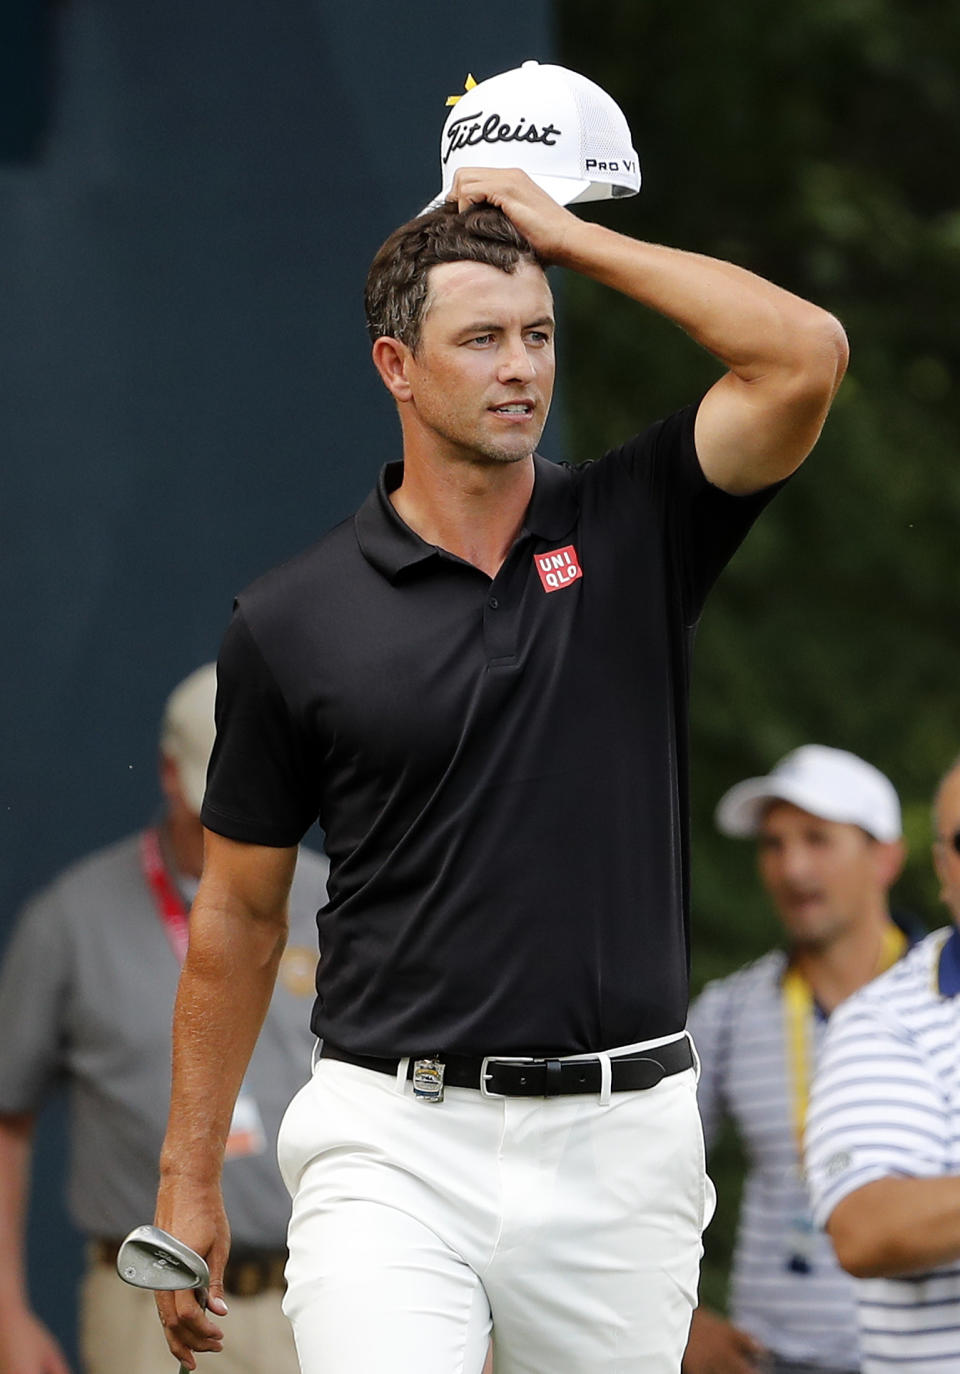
[116, 1224, 210, 1374]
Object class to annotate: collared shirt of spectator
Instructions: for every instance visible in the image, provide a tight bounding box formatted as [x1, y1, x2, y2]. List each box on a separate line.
[806, 756, 960, 1374]
[686, 745, 916, 1374]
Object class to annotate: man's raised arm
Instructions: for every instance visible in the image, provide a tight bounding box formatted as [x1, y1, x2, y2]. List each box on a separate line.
[154, 830, 298, 1372]
[451, 167, 849, 494]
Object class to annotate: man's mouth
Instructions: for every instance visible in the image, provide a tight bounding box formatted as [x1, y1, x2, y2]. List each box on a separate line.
[785, 891, 823, 910]
[490, 401, 534, 417]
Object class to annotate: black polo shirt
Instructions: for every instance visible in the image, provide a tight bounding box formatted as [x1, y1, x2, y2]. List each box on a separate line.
[203, 403, 781, 1056]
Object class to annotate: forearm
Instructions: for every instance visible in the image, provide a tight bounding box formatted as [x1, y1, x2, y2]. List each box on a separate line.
[553, 218, 846, 387]
[159, 885, 290, 1187]
[0, 1113, 35, 1313]
[154, 837, 298, 1368]
[828, 1176, 960, 1277]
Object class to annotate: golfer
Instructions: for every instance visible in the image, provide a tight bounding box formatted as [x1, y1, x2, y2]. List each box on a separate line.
[153, 167, 847, 1374]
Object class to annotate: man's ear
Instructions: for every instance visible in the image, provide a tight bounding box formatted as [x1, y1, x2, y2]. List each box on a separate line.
[158, 752, 181, 808]
[933, 839, 951, 901]
[875, 836, 907, 890]
[371, 336, 414, 402]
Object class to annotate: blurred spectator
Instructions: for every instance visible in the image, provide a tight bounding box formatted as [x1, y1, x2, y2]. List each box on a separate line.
[806, 754, 960, 1373]
[685, 745, 919, 1374]
[0, 664, 328, 1374]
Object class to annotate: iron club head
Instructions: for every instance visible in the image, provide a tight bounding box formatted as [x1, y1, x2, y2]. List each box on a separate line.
[116, 1224, 210, 1306]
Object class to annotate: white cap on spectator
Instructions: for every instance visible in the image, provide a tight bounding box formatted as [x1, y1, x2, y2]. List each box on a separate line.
[425, 60, 641, 211]
[715, 744, 902, 842]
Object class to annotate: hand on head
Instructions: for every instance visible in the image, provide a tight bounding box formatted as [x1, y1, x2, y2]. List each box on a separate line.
[446, 167, 580, 263]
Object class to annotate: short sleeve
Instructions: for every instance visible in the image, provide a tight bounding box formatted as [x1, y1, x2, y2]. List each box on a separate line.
[687, 976, 733, 1152]
[201, 606, 323, 847]
[612, 402, 786, 624]
[805, 997, 945, 1228]
[0, 889, 71, 1112]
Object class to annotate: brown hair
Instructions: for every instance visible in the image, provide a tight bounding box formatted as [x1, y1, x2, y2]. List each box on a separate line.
[364, 203, 542, 353]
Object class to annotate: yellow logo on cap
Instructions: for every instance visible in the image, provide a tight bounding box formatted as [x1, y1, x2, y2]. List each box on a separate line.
[446, 74, 477, 107]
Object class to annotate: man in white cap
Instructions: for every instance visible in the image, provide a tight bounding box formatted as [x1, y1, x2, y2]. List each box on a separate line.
[685, 745, 917, 1374]
[805, 756, 960, 1372]
[0, 665, 328, 1374]
[152, 60, 849, 1374]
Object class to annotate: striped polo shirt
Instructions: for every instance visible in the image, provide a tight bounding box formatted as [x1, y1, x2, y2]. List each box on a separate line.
[806, 927, 960, 1372]
[688, 951, 861, 1368]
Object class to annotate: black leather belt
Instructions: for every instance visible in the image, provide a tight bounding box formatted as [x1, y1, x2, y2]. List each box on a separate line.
[321, 1036, 693, 1097]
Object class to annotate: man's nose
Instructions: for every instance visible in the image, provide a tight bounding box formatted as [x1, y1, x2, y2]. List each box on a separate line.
[778, 842, 813, 881]
[498, 337, 536, 383]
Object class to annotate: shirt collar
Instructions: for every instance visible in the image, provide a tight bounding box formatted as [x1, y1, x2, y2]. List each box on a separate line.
[355, 454, 579, 581]
[524, 453, 579, 541]
[354, 461, 436, 581]
[938, 925, 960, 998]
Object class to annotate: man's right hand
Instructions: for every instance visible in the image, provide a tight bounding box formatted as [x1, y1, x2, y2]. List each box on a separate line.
[153, 1183, 232, 1372]
[0, 1307, 72, 1374]
[683, 1306, 768, 1373]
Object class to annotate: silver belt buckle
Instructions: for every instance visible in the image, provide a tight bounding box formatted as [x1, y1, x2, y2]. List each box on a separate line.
[412, 1057, 445, 1103]
[480, 1054, 536, 1099]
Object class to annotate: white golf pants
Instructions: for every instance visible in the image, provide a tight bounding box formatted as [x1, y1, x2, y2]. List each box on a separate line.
[277, 1036, 714, 1374]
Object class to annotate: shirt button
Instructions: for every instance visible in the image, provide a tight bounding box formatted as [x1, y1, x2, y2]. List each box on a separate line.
[488, 596, 499, 609]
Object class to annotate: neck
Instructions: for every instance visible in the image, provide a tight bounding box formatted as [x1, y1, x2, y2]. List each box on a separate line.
[159, 811, 204, 882]
[391, 446, 535, 579]
[790, 908, 897, 1013]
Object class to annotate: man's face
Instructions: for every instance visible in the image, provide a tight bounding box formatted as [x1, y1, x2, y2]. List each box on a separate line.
[933, 768, 960, 923]
[402, 258, 556, 466]
[756, 801, 885, 948]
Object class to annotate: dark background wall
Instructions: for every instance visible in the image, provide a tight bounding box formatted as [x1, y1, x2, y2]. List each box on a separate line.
[1, 3, 556, 1361]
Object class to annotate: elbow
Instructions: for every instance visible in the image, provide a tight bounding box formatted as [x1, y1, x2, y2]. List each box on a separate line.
[791, 310, 850, 406]
[830, 1232, 888, 1279]
[761, 313, 848, 453]
[828, 1208, 906, 1279]
[819, 312, 850, 390]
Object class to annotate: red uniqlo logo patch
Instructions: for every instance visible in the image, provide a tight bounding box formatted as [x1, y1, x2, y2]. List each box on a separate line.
[535, 544, 583, 593]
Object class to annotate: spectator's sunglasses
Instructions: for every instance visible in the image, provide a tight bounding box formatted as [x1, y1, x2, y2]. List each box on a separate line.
[936, 831, 960, 855]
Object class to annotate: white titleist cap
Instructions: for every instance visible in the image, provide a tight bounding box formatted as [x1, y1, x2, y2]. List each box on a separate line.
[425, 60, 641, 212]
[715, 744, 903, 842]
[160, 663, 217, 816]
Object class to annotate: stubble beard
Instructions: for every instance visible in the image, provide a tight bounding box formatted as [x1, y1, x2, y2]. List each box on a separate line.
[784, 907, 852, 953]
[444, 412, 548, 470]
[469, 439, 534, 467]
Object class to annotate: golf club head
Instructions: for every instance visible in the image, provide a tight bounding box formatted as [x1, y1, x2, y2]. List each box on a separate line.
[116, 1224, 210, 1306]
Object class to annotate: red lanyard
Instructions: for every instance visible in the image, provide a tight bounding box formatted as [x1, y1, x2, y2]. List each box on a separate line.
[140, 827, 190, 964]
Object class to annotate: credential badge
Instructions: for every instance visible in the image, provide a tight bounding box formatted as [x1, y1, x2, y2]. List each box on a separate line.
[412, 1057, 445, 1103]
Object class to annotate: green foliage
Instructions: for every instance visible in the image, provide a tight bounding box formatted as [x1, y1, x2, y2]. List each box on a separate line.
[558, 0, 960, 1307]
